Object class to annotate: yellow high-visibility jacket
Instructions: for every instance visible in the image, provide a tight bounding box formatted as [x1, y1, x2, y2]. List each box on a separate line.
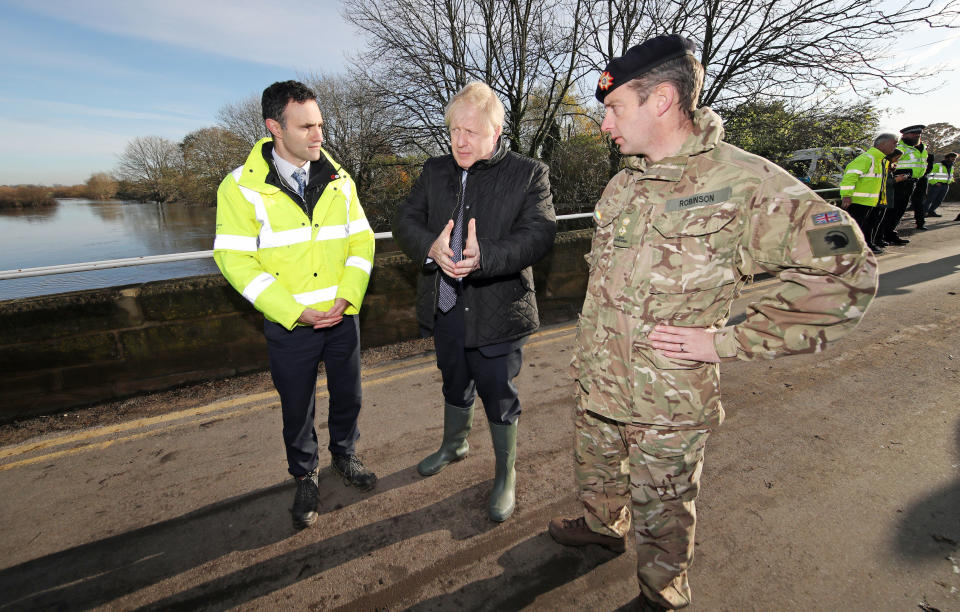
[895, 141, 928, 179]
[927, 161, 954, 184]
[214, 138, 375, 330]
[840, 147, 885, 206]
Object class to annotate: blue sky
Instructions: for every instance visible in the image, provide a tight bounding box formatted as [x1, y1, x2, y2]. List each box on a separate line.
[0, 0, 957, 186]
[0, 0, 356, 185]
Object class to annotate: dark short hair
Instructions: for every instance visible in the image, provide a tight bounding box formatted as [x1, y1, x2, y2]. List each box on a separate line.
[261, 80, 316, 125]
[625, 54, 704, 121]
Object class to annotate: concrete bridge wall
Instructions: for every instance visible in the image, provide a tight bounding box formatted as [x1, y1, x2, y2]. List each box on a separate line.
[0, 230, 590, 422]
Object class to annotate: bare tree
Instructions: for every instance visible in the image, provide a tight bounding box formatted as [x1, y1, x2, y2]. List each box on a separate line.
[301, 74, 402, 192]
[216, 94, 268, 148]
[116, 136, 181, 203]
[343, 0, 592, 158]
[584, 0, 960, 108]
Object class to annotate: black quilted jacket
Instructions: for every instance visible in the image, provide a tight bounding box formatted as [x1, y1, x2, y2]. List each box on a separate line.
[392, 139, 556, 347]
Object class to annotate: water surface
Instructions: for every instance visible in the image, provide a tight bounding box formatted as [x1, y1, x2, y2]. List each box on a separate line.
[0, 199, 219, 301]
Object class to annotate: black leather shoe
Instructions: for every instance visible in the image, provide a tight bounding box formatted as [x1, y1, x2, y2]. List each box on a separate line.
[927, 212, 942, 217]
[887, 236, 910, 245]
[291, 470, 319, 528]
[332, 454, 377, 491]
[869, 245, 885, 255]
[874, 239, 888, 247]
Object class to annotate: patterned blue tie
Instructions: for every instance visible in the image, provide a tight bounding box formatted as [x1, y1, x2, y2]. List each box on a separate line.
[292, 167, 307, 198]
[437, 179, 465, 313]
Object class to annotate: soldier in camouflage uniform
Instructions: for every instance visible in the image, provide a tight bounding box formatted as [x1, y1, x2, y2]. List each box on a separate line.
[548, 35, 878, 611]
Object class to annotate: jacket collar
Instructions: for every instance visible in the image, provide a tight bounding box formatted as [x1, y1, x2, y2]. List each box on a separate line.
[624, 107, 724, 182]
[239, 137, 338, 194]
[453, 137, 509, 173]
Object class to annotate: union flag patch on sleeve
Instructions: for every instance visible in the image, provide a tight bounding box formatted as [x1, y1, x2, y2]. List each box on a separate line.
[812, 211, 841, 225]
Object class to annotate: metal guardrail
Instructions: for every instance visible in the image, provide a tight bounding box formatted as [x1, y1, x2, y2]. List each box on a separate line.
[0, 214, 595, 280]
[0, 184, 840, 282]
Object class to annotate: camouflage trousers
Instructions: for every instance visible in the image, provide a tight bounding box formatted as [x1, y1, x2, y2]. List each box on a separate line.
[575, 403, 710, 610]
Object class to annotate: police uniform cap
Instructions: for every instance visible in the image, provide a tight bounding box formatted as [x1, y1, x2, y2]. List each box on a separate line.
[595, 34, 697, 102]
[900, 124, 925, 134]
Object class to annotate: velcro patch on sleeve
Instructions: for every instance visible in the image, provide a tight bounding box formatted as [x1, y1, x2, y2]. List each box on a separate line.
[806, 225, 862, 257]
[812, 210, 841, 225]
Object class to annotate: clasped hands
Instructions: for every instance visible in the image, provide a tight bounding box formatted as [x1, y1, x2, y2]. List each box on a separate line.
[298, 297, 349, 329]
[429, 218, 480, 279]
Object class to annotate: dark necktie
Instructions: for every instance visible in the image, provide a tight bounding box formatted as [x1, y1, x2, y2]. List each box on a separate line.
[437, 178, 466, 313]
[292, 167, 307, 198]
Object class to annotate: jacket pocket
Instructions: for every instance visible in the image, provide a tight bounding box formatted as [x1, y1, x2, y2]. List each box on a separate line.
[634, 341, 705, 371]
[586, 199, 622, 273]
[647, 202, 740, 295]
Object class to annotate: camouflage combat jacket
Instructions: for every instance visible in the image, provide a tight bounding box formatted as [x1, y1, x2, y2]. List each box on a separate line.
[574, 107, 878, 428]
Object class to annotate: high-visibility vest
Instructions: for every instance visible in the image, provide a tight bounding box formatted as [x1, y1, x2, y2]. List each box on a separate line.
[214, 138, 375, 330]
[839, 147, 886, 206]
[927, 161, 953, 185]
[896, 141, 928, 179]
[878, 159, 893, 208]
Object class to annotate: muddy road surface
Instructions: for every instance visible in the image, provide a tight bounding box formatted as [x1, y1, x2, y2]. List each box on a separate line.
[1, 209, 959, 611]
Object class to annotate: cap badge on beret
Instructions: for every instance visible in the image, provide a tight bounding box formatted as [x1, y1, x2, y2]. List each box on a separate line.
[598, 71, 614, 91]
[595, 34, 697, 102]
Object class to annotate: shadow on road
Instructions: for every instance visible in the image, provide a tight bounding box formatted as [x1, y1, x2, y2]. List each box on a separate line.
[894, 419, 960, 559]
[407, 532, 622, 611]
[0, 464, 422, 610]
[0, 480, 292, 610]
[876, 253, 960, 298]
[136, 481, 500, 610]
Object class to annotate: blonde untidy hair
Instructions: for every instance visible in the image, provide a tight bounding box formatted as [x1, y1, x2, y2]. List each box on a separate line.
[444, 82, 505, 131]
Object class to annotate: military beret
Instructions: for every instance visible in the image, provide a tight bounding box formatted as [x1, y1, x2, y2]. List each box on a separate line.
[900, 124, 925, 134]
[595, 34, 697, 102]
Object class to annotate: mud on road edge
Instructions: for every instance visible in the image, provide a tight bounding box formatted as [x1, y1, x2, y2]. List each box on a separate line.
[0, 336, 438, 448]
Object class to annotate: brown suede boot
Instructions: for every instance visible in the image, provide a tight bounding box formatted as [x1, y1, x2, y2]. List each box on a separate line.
[635, 596, 675, 612]
[548, 516, 626, 553]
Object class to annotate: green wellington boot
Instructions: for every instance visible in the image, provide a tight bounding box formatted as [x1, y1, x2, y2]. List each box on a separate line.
[417, 403, 474, 476]
[488, 420, 518, 522]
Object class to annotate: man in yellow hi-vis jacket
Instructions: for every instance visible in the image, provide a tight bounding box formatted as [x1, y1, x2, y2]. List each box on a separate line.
[214, 81, 376, 529]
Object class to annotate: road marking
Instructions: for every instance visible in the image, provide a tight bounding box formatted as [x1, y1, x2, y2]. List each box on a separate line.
[0, 354, 453, 461]
[0, 324, 578, 469]
[0, 402, 274, 472]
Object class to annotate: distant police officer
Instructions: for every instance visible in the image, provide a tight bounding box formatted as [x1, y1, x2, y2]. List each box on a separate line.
[547, 35, 878, 611]
[923, 151, 957, 217]
[214, 81, 377, 530]
[878, 124, 928, 243]
[840, 133, 900, 254]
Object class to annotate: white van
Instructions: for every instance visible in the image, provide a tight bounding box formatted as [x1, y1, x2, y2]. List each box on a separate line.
[784, 147, 863, 186]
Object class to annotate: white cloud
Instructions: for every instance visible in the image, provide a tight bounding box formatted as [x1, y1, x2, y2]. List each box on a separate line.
[0, 96, 209, 124]
[903, 34, 960, 65]
[5, 0, 361, 71]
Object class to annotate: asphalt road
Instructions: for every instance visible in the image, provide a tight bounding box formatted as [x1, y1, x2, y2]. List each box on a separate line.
[1, 207, 959, 612]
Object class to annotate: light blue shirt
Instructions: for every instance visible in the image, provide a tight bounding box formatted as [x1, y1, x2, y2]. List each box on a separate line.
[272, 150, 310, 194]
